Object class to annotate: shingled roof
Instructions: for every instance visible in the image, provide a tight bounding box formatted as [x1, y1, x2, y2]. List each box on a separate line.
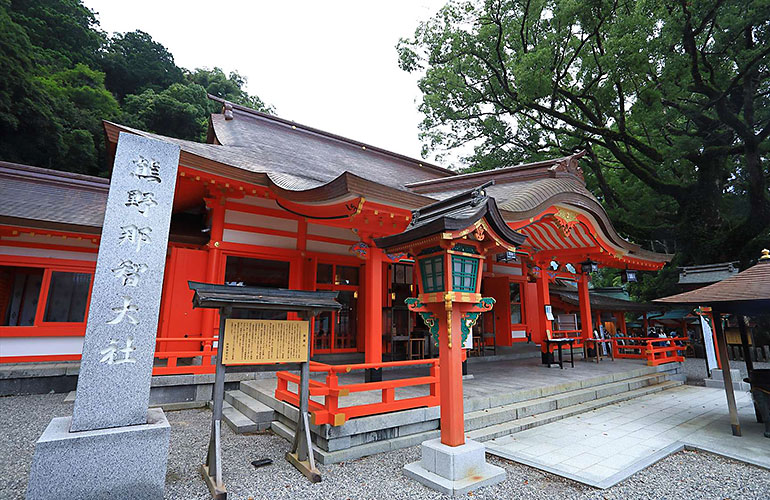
[373, 181, 527, 251]
[0, 161, 107, 233]
[551, 285, 659, 312]
[655, 252, 770, 314]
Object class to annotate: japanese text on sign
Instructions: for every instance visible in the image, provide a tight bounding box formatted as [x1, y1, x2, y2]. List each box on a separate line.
[222, 320, 309, 365]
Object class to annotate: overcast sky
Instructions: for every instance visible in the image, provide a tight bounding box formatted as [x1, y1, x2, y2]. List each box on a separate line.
[83, 0, 448, 164]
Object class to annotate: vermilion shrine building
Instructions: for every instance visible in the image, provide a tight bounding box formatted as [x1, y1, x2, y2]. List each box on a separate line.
[0, 96, 670, 371]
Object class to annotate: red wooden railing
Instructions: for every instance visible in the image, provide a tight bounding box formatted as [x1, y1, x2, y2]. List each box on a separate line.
[275, 358, 440, 426]
[613, 337, 687, 366]
[152, 337, 218, 375]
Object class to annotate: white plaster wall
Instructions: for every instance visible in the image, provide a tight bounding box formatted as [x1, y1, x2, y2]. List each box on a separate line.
[306, 240, 352, 256]
[228, 195, 280, 209]
[0, 336, 83, 357]
[5, 233, 98, 248]
[493, 265, 523, 276]
[224, 210, 298, 232]
[307, 223, 357, 241]
[0, 245, 97, 262]
[222, 229, 296, 249]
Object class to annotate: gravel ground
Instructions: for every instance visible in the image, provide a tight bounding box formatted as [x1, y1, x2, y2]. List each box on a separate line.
[684, 357, 770, 386]
[2, 392, 769, 500]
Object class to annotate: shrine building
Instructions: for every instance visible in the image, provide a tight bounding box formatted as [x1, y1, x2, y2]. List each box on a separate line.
[0, 96, 671, 373]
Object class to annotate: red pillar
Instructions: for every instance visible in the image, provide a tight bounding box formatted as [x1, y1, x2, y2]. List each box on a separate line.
[535, 271, 552, 344]
[202, 196, 224, 339]
[437, 303, 465, 446]
[364, 246, 383, 366]
[578, 275, 593, 340]
[616, 312, 628, 335]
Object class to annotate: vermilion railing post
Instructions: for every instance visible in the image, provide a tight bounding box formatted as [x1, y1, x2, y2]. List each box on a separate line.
[383, 387, 395, 404]
[430, 361, 439, 398]
[326, 372, 339, 415]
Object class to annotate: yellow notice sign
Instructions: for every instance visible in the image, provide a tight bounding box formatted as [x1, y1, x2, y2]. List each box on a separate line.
[221, 319, 309, 365]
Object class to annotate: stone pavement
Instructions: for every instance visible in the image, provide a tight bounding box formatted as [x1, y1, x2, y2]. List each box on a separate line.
[486, 385, 768, 489]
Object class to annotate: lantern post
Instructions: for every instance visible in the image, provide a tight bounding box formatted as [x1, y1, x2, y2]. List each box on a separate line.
[375, 181, 526, 496]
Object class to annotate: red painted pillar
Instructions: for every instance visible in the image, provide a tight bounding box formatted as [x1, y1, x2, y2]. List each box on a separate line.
[437, 302, 466, 447]
[617, 312, 628, 335]
[535, 271, 552, 344]
[364, 246, 383, 379]
[578, 275, 593, 340]
[202, 196, 225, 338]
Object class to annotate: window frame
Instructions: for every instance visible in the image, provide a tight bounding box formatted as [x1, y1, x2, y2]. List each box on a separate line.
[508, 279, 526, 327]
[0, 255, 95, 337]
[313, 261, 360, 354]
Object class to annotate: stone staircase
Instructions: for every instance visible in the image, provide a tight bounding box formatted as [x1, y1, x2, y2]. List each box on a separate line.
[221, 389, 275, 433]
[221, 364, 684, 464]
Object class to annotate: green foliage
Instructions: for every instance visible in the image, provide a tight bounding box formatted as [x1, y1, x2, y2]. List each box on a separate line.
[0, 0, 272, 176]
[399, 0, 770, 270]
[187, 67, 274, 114]
[8, 0, 104, 68]
[123, 82, 209, 141]
[99, 30, 184, 99]
[0, 1, 64, 168]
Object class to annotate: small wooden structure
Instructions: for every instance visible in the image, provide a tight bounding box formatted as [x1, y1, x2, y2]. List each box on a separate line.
[189, 281, 341, 499]
[655, 250, 770, 437]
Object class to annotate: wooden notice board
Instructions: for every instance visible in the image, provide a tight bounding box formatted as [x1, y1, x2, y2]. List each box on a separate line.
[221, 319, 309, 365]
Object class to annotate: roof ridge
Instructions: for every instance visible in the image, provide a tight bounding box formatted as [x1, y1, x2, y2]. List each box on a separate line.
[207, 94, 456, 177]
[405, 151, 587, 191]
[0, 160, 108, 190]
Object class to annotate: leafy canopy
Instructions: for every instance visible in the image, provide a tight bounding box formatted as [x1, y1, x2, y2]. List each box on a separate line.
[0, 0, 272, 176]
[398, 0, 770, 270]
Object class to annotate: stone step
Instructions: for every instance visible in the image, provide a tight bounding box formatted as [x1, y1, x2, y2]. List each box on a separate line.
[222, 401, 265, 434]
[270, 419, 441, 465]
[268, 379, 682, 464]
[462, 373, 668, 432]
[224, 390, 275, 426]
[466, 380, 683, 442]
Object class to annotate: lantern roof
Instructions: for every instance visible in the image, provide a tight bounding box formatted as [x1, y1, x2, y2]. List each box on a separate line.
[188, 281, 341, 312]
[373, 181, 527, 251]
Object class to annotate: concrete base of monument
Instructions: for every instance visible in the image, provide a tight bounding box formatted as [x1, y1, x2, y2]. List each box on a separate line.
[403, 438, 505, 496]
[26, 407, 171, 500]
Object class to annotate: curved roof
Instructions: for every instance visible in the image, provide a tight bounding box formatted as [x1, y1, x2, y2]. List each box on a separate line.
[5, 95, 669, 269]
[655, 255, 770, 314]
[374, 182, 527, 251]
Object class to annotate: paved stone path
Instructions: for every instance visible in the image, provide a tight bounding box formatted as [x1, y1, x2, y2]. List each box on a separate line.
[486, 385, 768, 488]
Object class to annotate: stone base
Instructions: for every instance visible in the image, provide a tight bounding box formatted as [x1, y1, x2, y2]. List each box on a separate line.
[403, 438, 505, 496]
[705, 369, 751, 392]
[27, 407, 171, 500]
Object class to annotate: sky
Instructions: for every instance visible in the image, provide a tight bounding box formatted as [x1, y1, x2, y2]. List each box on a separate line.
[83, 0, 448, 164]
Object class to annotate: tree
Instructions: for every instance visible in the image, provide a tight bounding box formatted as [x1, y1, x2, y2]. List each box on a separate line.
[0, 1, 273, 177]
[99, 30, 184, 99]
[0, 1, 65, 168]
[37, 63, 120, 174]
[8, 0, 104, 69]
[398, 0, 770, 266]
[187, 67, 274, 114]
[122, 82, 209, 141]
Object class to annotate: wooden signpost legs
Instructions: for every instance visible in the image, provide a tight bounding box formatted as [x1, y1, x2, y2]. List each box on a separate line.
[202, 308, 320, 500]
[202, 307, 230, 500]
[286, 312, 321, 482]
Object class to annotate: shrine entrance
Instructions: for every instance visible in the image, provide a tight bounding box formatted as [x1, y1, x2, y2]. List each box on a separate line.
[312, 262, 360, 354]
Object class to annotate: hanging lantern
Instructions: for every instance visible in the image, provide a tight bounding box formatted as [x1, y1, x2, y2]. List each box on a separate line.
[621, 269, 637, 283]
[580, 259, 598, 274]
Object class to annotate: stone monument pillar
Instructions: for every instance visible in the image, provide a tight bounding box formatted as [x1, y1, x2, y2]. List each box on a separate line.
[26, 133, 180, 500]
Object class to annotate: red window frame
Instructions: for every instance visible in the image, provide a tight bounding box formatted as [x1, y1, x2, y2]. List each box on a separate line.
[0, 255, 96, 338]
[313, 260, 361, 354]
